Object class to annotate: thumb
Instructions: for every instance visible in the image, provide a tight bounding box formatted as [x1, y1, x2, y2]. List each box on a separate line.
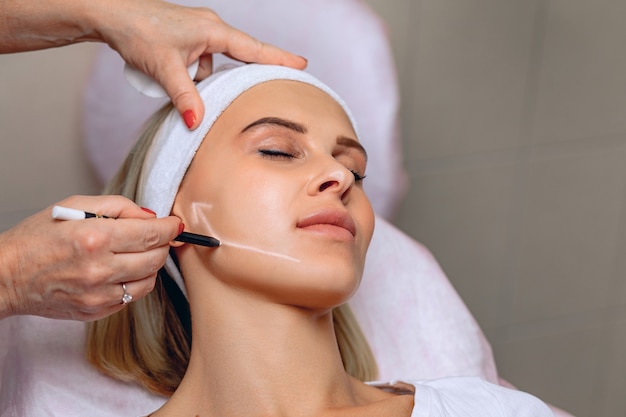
[156, 61, 205, 130]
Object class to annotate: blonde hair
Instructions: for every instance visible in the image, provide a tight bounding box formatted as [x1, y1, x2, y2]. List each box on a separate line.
[86, 103, 378, 397]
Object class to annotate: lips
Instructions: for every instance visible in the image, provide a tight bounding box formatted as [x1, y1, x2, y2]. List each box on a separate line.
[296, 208, 357, 239]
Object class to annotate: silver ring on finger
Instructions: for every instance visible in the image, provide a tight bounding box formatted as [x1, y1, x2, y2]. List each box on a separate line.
[121, 283, 133, 305]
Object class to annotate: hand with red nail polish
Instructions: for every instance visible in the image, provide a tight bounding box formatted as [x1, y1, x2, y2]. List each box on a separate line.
[0, 0, 308, 130]
[0, 194, 182, 321]
[141, 206, 157, 216]
[183, 110, 197, 130]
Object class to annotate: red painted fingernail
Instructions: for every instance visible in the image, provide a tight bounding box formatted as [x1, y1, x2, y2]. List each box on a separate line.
[141, 207, 156, 216]
[183, 110, 196, 129]
[178, 223, 185, 235]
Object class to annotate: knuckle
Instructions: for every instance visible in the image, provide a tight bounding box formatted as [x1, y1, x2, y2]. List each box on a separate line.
[111, 194, 128, 204]
[75, 293, 103, 313]
[138, 275, 158, 298]
[170, 88, 194, 109]
[143, 228, 162, 249]
[146, 251, 166, 277]
[82, 263, 110, 287]
[252, 37, 264, 51]
[199, 7, 222, 23]
[146, 275, 157, 292]
[246, 38, 266, 61]
[73, 227, 110, 255]
[106, 194, 129, 209]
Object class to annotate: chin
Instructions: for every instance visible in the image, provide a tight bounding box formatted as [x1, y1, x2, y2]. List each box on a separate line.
[287, 288, 357, 311]
[202, 242, 365, 309]
[287, 265, 362, 309]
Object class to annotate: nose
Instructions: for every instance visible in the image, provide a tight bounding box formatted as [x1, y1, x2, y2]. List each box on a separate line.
[307, 159, 354, 201]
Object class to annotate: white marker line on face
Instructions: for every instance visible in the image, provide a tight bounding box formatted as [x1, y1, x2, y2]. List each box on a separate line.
[188, 201, 300, 262]
[219, 240, 302, 263]
[190, 201, 215, 230]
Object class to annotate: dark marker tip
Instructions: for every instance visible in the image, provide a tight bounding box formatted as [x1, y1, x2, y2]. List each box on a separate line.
[174, 231, 221, 248]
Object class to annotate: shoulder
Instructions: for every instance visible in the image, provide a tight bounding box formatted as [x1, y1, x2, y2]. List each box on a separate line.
[372, 377, 554, 417]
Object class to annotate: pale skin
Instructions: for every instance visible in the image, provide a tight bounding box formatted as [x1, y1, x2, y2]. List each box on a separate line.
[152, 81, 414, 417]
[0, 0, 306, 321]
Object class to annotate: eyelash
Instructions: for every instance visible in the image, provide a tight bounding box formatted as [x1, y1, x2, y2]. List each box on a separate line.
[258, 149, 366, 182]
[351, 171, 366, 182]
[258, 149, 293, 159]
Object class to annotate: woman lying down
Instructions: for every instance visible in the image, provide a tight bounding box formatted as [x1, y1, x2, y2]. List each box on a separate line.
[87, 64, 554, 417]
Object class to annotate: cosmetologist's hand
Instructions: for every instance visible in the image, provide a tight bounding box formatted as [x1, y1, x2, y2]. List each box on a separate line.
[95, 0, 308, 129]
[0, 0, 307, 129]
[0, 195, 181, 321]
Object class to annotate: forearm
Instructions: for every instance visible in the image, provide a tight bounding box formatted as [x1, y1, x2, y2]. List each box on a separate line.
[0, 0, 104, 53]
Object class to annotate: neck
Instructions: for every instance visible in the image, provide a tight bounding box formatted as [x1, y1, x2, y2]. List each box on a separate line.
[153, 273, 362, 417]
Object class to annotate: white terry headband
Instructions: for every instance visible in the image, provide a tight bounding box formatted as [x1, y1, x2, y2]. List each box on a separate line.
[136, 64, 359, 297]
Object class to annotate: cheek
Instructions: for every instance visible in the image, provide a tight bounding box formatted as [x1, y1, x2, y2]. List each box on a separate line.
[211, 174, 296, 244]
[363, 197, 376, 246]
[354, 192, 375, 240]
[174, 177, 221, 236]
[201, 174, 304, 284]
[356, 195, 376, 263]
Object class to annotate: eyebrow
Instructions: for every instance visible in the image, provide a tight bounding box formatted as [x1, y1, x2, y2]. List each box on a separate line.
[337, 136, 368, 161]
[241, 116, 367, 159]
[242, 117, 307, 134]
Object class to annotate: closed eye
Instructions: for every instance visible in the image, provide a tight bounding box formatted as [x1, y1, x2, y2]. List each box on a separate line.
[258, 149, 295, 159]
[259, 149, 365, 181]
[351, 170, 366, 182]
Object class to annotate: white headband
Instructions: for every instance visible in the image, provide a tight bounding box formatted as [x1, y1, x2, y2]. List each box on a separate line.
[137, 64, 359, 297]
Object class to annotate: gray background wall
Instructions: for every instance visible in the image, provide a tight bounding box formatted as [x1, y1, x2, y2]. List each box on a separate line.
[366, 1, 626, 416]
[1, 1, 625, 416]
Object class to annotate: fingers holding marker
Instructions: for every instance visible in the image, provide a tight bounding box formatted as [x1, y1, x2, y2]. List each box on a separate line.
[5, 194, 208, 321]
[52, 197, 183, 254]
[110, 215, 220, 250]
[53, 203, 219, 254]
[56, 195, 157, 221]
[107, 239, 172, 287]
[107, 216, 182, 254]
[49, 201, 180, 309]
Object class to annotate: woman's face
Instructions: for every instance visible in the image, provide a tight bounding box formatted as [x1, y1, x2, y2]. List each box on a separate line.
[172, 80, 375, 308]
